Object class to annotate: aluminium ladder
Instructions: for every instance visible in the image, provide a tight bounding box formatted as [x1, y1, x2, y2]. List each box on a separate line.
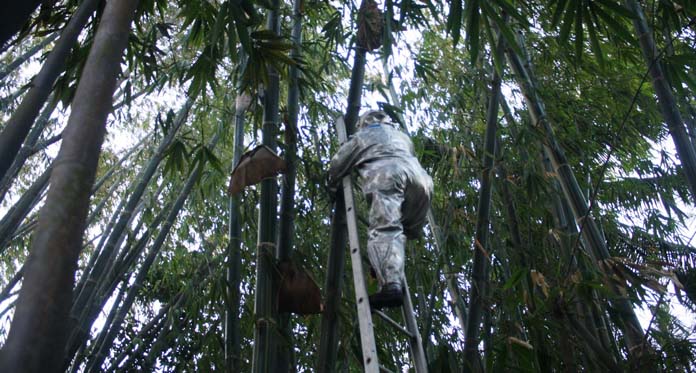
[335, 116, 428, 373]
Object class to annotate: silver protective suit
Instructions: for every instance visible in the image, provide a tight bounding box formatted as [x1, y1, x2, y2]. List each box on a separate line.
[329, 122, 433, 287]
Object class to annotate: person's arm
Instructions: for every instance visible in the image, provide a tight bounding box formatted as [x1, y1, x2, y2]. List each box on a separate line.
[328, 135, 361, 187]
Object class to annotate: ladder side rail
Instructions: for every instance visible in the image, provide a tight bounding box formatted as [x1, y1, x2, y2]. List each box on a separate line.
[337, 117, 379, 373]
[401, 279, 428, 372]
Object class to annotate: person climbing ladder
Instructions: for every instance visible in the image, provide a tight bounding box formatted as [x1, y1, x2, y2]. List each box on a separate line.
[328, 110, 433, 309]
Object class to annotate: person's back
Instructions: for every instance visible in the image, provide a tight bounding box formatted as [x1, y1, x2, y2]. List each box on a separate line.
[328, 110, 433, 308]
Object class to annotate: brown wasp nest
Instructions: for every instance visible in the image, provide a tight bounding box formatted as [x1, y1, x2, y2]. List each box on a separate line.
[357, 0, 383, 51]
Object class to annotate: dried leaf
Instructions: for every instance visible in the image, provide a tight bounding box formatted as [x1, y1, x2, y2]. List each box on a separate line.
[508, 336, 533, 350]
[474, 238, 489, 258]
[530, 269, 550, 297]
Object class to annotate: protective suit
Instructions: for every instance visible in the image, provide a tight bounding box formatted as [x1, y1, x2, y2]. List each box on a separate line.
[328, 111, 433, 307]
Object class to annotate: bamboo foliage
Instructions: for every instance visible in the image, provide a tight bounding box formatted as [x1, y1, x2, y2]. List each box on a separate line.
[65, 98, 195, 361]
[504, 29, 648, 359]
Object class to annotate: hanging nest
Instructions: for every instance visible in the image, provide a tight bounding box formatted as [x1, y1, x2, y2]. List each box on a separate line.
[357, 0, 383, 51]
[276, 260, 323, 315]
[227, 145, 286, 195]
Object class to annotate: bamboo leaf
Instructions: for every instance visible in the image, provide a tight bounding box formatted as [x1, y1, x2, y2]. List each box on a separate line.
[465, 0, 480, 65]
[209, 1, 227, 47]
[163, 139, 189, 177]
[233, 12, 252, 52]
[502, 268, 526, 290]
[666, 53, 696, 66]
[551, 0, 569, 29]
[203, 146, 223, 174]
[593, 5, 636, 43]
[447, 0, 463, 46]
[558, 0, 575, 44]
[483, 16, 505, 76]
[481, 2, 523, 56]
[574, 0, 584, 62]
[586, 9, 605, 68]
[494, 0, 530, 27]
[378, 101, 405, 129]
[596, 0, 637, 19]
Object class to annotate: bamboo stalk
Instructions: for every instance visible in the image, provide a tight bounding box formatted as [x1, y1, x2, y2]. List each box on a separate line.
[0, 263, 24, 304]
[0, 97, 57, 203]
[317, 192, 348, 372]
[251, 1, 282, 370]
[566, 312, 620, 371]
[0, 33, 58, 81]
[275, 0, 303, 369]
[105, 294, 173, 371]
[81, 134, 219, 370]
[0, 0, 140, 370]
[107, 201, 170, 293]
[225, 92, 248, 372]
[140, 259, 219, 371]
[624, 0, 696, 202]
[0, 166, 51, 253]
[78, 281, 129, 372]
[317, 5, 370, 367]
[462, 30, 504, 373]
[0, 0, 100, 181]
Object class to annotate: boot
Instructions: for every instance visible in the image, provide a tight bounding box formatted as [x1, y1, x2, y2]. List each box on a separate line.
[369, 282, 403, 309]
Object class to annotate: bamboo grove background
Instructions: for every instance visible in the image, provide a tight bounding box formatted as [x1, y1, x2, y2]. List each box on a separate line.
[0, 0, 695, 371]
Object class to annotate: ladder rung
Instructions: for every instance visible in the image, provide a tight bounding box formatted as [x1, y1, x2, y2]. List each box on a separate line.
[379, 365, 396, 373]
[373, 309, 414, 338]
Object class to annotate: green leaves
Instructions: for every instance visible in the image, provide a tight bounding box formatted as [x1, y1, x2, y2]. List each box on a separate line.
[163, 138, 189, 178]
[192, 143, 224, 175]
[446, 0, 527, 65]
[240, 30, 294, 92]
[179, 0, 264, 98]
[550, 0, 637, 65]
[465, 0, 480, 64]
[664, 52, 696, 94]
[446, 0, 463, 46]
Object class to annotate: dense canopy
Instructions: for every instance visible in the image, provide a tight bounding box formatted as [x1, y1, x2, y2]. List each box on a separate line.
[0, 0, 695, 371]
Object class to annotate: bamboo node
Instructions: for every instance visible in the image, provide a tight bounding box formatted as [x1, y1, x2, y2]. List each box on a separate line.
[255, 317, 277, 327]
[257, 241, 276, 249]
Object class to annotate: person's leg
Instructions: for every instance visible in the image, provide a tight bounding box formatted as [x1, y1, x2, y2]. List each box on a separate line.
[402, 180, 431, 240]
[365, 189, 406, 308]
[365, 189, 405, 286]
